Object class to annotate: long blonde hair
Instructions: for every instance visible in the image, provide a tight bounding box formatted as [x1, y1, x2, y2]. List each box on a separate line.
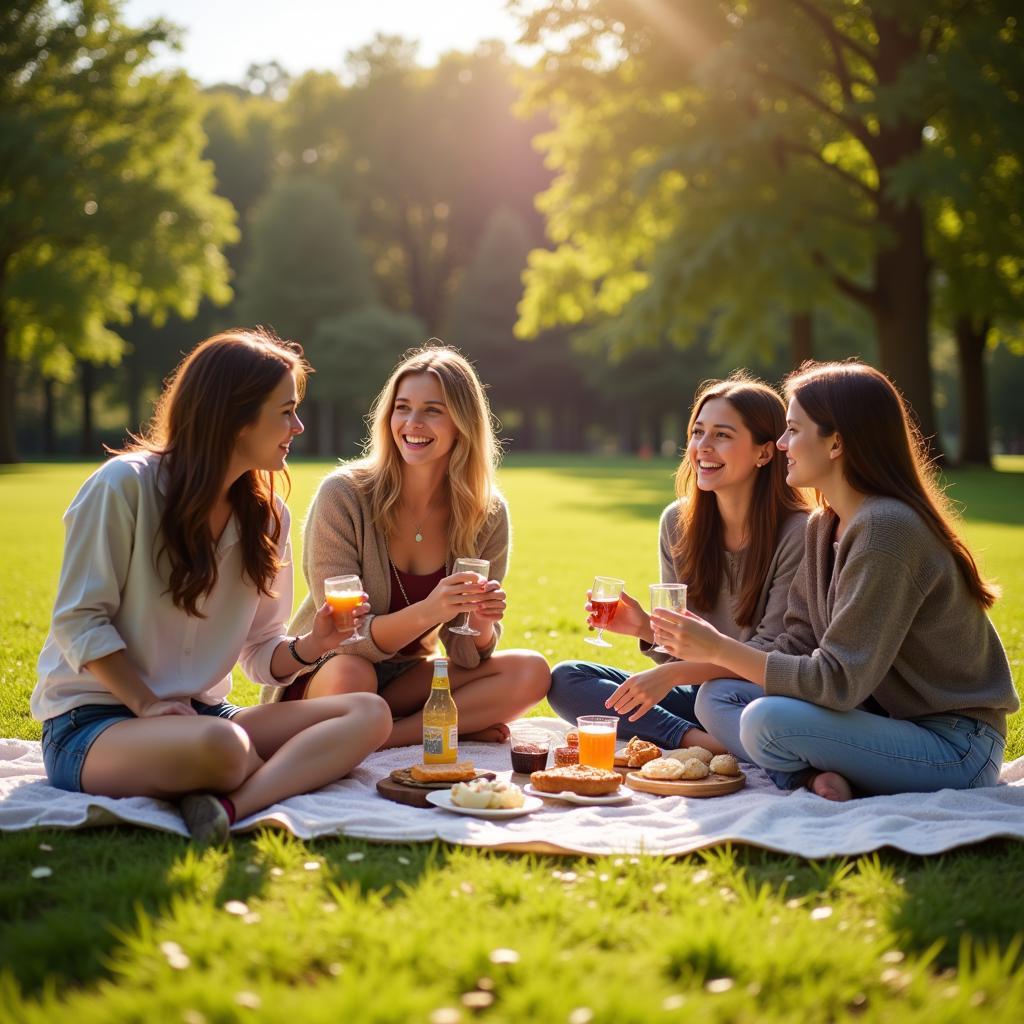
[350, 343, 502, 558]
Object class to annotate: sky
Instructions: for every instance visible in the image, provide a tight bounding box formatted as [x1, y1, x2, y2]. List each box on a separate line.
[123, 0, 532, 85]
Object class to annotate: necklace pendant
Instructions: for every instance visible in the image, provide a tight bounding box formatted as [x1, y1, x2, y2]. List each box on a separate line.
[415, 531, 423, 543]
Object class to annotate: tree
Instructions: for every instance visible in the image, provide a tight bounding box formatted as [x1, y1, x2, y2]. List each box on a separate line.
[0, 0, 237, 461]
[511, 0, 1022, 450]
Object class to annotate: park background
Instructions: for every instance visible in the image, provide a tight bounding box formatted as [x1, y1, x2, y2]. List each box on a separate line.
[3, 2, 1024, 1021]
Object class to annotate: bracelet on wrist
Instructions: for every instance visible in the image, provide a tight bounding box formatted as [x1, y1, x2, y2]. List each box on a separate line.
[288, 635, 318, 667]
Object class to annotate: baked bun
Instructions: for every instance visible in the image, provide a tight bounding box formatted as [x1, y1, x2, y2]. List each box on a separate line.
[665, 745, 713, 766]
[410, 761, 476, 783]
[678, 757, 710, 780]
[530, 765, 621, 796]
[709, 754, 740, 777]
[640, 757, 685, 780]
[623, 736, 661, 768]
[553, 745, 579, 767]
[450, 778, 525, 809]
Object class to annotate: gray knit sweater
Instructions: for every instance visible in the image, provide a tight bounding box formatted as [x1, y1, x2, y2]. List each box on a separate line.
[752, 496, 1018, 736]
[260, 467, 509, 704]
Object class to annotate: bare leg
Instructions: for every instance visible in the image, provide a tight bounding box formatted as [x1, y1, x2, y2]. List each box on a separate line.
[384, 650, 551, 748]
[81, 716, 259, 799]
[303, 654, 378, 699]
[228, 693, 392, 818]
[809, 771, 854, 802]
[679, 726, 728, 755]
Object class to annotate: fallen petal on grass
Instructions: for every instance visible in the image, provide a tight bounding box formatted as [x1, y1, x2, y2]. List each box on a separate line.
[303, 860, 321, 871]
[810, 906, 833, 920]
[347, 852, 365, 862]
[429, 1009, 461, 1024]
[568, 1009, 593, 1024]
[223, 900, 249, 916]
[30, 866, 52, 879]
[705, 977, 735, 994]
[488, 948, 520, 965]
[461, 991, 494, 1010]
[234, 991, 261, 1009]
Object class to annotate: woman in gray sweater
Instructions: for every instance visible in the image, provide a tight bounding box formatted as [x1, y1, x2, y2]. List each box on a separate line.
[548, 373, 809, 752]
[653, 361, 1018, 800]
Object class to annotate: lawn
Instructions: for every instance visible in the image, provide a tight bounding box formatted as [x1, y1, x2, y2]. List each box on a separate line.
[1, 455, 1023, 1021]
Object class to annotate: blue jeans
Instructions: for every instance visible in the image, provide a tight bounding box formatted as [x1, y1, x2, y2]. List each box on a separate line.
[695, 679, 1006, 794]
[549, 659, 703, 750]
[41, 699, 243, 793]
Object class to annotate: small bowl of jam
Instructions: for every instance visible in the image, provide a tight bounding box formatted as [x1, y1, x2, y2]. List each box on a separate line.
[510, 724, 551, 774]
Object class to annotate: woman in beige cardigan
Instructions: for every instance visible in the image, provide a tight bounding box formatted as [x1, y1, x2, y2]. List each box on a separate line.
[262, 344, 550, 747]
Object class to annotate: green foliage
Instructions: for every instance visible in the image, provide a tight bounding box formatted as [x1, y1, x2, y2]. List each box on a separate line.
[0, 0, 238, 459]
[237, 179, 375, 341]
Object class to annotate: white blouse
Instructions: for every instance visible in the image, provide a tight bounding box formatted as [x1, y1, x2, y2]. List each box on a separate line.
[33, 452, 297, 721]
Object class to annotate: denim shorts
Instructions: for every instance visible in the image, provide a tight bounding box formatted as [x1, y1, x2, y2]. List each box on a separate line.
[281, 654, 422, 701]
[41, 698, 244, 793]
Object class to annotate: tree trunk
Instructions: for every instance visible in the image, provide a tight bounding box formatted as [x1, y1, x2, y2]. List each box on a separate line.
[869, 15, 939, 453]
[125, 347, 143, 437]
[790, 312, 813, 367]
[0, 318, 17, 463]
[43, 377, 57, 454]
[79, 360, 96, 455]
[317, 399, 334, 457]
[954, 315, 991, 467]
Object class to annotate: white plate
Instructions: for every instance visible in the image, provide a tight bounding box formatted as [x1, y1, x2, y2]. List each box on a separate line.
[523, 783, 632, 806]
[425, 790, 543, 818]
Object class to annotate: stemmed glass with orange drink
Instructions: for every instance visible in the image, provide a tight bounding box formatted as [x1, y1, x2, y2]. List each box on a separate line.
[324, 574, 367, 644]
[584, 576, 624, 648]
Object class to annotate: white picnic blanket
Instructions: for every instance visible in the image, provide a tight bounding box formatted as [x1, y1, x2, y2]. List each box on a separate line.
[2, 719, 1023, 858]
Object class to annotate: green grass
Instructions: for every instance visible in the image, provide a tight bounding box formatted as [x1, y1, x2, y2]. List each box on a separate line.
[2, 456, 1023, 1021]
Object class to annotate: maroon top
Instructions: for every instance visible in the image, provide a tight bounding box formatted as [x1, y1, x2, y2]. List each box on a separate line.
[390, 562, 446, 655]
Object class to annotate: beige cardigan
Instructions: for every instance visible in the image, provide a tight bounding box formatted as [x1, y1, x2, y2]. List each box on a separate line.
[752, 497, 1018, 736]
[260, 467, 509, 703]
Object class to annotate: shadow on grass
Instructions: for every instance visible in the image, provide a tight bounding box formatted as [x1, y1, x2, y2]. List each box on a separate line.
[942, 468, 1024, 527]
[0, 826, 450, 998]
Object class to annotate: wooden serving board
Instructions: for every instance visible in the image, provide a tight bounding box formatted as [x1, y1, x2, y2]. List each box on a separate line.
[377, 771, 497, 809]
[624, 770, 746, 798]
[388, 768, 495, 790]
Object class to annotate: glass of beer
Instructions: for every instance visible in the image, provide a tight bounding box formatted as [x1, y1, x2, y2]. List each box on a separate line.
[577, 715, 618, 771]
[649, 583, 687, 654]
[584, 576, 624, 648]
[449, 557, 490, 636]
[324, 574, 367, 644]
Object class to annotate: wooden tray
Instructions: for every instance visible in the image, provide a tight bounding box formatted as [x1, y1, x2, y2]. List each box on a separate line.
[377, 770, 496, 809]
[624, 770, 746, 798]
[388, 767, 494, 790]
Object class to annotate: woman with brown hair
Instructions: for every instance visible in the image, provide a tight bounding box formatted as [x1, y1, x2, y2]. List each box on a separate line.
[33, 330, 392, 843]
[262, 343, 550, 745]
[548, 372, 810, 752]
[658, 360, 1018, 799]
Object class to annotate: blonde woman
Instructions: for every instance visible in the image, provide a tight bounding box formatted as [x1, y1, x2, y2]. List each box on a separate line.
[263, 344, 550, 745]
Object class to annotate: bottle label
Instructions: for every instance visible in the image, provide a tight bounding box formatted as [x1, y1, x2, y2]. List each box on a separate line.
[448, 726, 458, 752]
[423, 726, 444, 756]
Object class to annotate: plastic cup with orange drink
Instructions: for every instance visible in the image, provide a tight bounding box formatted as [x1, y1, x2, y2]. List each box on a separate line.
[324, 574, 367, 644]
[576, 714, 618, 771]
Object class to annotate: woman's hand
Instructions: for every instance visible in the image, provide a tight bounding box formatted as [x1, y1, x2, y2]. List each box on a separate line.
[604, 663, 680, 722]
[469, 581, 506, 624]
[310, 594, 371, 653]
[423, 570, 488, 624]
[138, 699, 197, 718]
[649, 608, 725, 662]
[585, 588, 651, 640]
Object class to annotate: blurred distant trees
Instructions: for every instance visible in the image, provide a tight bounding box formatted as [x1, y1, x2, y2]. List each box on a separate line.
[0, 0, 236, 462]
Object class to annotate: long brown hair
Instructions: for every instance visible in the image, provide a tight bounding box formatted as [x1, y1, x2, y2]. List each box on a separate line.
[672, 372, 810, 626]
[348, 342, 502, 559]
[786, 360, 998, 609]
[121, 328, 309, 616]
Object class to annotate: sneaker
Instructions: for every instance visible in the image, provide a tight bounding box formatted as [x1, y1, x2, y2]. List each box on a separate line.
[179, 792, 230, 845]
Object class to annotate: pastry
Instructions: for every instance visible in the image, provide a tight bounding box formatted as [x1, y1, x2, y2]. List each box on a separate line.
[623, 736, 661, 768]
[450, 778, 525, 809]
[530, 764, 622, 796]
[709, 754, 740, 777]
[553, 745, 579, 767]
[665, 745, 713, 766]
[640, 757, 686, 781]
[410, 761, 477, 783]
[678, 757, 710, 780]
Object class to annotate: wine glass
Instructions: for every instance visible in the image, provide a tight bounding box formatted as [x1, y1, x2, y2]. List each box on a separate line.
[449, 557, 490, 636]
[584, 576, 624, 648]
[324, 574, 368, 644]
[649, 583, 687, 654]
